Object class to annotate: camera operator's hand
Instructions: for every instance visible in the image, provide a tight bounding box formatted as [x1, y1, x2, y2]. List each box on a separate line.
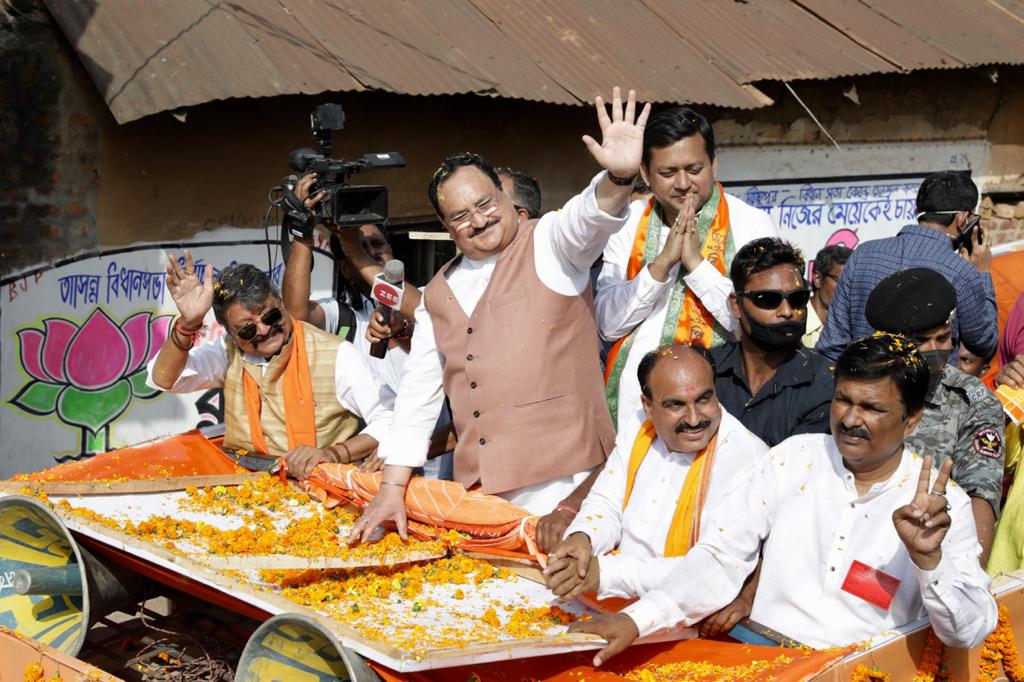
[294, 173, 325, 209]
[165, 250, 213, 327]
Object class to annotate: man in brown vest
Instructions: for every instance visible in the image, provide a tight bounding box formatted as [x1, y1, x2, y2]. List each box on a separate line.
[348, 88, 651, 548]
[147, 256, 395, 479]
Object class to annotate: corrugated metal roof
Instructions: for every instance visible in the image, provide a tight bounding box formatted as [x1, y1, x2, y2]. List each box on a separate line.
[797, 0, 1024, 72]
[467, 0, 772, 109]
[642, 0, 897, 83]
[793, 0, 957, 71]
[43, 0, 1024, 124]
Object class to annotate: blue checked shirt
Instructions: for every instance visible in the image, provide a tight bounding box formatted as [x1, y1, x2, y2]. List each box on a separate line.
[816, 224, 998, 362]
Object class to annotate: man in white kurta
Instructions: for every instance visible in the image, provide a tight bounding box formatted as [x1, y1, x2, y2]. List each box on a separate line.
[545, 345, 767, 604]
[596, 107, 778, 438]
[570, 334, 996, 666]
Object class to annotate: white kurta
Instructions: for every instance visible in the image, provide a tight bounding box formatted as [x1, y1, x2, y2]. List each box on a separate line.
[144, 337, 395, 444]
[563, 410, 767, 594]
[320, 294, 405, 394]
[376, 172, 629, 513]
[595, 194, 779, 438]
[616, 434, 997, 649]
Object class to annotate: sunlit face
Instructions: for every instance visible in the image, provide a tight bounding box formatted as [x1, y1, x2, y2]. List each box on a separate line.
[831, 376, 922, 473]
[729, 264, 807, 338]
[224, 294, 292, 359]
[437, 166, 519, 260]
[957, 342, 989, 377]
[641, 350, 722, 455]
[640, 135, 717, 220]
[812, 263, 845, 308]
[910, 323, 953, 353]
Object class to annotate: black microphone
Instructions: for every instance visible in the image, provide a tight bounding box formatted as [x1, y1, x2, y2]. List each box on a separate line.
[369, 259, 405, 359]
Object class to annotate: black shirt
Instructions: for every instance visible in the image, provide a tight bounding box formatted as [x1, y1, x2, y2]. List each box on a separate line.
[709, 342, 834, 447]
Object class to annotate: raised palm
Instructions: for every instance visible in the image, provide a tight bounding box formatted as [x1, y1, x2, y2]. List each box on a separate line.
[166, 249, 213, 324]
[582, 87, 651, 179]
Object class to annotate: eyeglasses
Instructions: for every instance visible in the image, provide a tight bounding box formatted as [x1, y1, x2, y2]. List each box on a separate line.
[449, 196, 499, 231]
[234, 307, 283, 341]
[738, 288, 811, 310]
[823, 272, 840, 283]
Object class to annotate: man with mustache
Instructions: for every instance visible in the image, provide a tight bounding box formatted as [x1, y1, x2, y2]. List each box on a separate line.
[865, 267, 1003, 563]
[543, 344, 767, 637]
[710, 237, 834, 447]
[596, 107, 779, 438]
[348, 88, 647, 548]
[148, 255, 395, 479]
[569, 333, 995, 666]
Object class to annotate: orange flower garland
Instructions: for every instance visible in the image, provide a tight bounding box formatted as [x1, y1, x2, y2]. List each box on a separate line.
[626, 654, 797, 681]
[850, 663, 892, 682]
[978, 604, 1024, 682]
[914, 628, 949, 682]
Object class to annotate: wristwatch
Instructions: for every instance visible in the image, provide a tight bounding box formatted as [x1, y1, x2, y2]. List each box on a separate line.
[607, 170, 639, 186]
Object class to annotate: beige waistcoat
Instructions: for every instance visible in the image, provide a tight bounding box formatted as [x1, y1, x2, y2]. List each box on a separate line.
[222, 321, 359, 454]
[423, 219, 614, 494]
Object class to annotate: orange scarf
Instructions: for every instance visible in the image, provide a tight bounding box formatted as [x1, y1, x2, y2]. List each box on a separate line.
[621, 419, 718, 556]
[241, 319, 317, 454]
[604, 190, 731, 382]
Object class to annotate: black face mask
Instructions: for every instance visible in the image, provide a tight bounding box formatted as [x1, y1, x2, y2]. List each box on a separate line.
[744, 314, 807, 352]
[921, 348, 952, 396]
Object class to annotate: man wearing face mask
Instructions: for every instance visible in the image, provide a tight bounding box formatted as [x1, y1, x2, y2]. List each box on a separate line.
[708, 238, 834, 446]
[865, 268, 1003, 563]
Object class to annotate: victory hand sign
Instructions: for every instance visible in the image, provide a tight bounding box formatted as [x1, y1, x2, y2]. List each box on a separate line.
[583, 87, 651, 180]
[893, 455, 954, 570]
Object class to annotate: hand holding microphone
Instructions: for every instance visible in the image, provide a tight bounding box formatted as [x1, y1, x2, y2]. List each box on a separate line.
[369, 259, 405, 358]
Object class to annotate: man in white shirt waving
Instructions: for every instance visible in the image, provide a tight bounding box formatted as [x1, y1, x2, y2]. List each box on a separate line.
[596, 107, 778, 437]
[570, 333, 996, 666]
[543, 344, 767, 633]
[348, 88, 650, 548]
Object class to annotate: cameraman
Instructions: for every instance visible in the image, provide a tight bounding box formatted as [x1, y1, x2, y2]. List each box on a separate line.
[282, 175, 453, 478]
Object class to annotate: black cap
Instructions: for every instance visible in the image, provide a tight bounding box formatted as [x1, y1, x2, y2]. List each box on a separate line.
[866, 268, 957, 334]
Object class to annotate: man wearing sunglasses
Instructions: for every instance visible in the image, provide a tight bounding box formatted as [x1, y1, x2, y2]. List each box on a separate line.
[817, 170, 997, 364]
[709, 238, 834, 448]
[148, 255, 395, 480]
[865, 268, 1003, 564]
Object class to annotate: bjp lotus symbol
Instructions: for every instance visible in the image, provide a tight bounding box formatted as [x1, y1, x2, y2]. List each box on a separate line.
[9, 309, 173, 458]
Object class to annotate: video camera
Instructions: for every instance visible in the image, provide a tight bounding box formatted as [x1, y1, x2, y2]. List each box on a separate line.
[278, 104, 405, 238]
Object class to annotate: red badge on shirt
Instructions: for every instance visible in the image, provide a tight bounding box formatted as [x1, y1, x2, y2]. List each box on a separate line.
[841, 560, 901, 611]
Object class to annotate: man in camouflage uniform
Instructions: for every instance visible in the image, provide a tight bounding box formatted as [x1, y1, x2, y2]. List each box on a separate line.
[866, 268, 1004, 563]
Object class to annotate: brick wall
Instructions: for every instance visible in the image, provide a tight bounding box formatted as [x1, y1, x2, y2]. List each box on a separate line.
[0, 4, 100, 278]
[981, 195, 1024, 246]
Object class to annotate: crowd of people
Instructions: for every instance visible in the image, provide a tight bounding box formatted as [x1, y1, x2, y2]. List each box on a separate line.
[147, 88, 1024, 663]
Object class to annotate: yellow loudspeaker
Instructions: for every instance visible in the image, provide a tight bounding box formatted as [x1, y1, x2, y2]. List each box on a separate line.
[0, 494, 141, 655]
[236, 613, 382, 682]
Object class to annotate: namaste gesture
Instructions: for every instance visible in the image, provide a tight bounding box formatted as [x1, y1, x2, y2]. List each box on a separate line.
[893, 454, 954, 570]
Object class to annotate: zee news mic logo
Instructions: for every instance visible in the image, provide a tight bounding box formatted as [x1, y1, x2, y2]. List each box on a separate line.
[372, 282, 401, 308]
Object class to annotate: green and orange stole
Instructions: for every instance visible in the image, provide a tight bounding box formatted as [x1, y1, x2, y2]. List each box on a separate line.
[622, 420, 718, 556]
[604, 183, 735, 426]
